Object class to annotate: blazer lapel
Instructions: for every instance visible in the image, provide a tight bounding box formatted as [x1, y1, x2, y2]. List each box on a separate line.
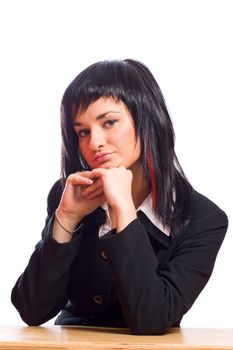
[137, 210, 171, 248]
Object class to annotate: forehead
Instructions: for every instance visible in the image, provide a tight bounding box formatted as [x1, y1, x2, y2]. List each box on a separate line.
[73, 97, 131, 123]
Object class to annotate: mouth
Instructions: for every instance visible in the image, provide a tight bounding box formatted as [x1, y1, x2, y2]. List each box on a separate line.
[93, 152, 114, 163]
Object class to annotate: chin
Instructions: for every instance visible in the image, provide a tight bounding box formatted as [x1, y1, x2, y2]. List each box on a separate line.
[96, 162, 122, 169]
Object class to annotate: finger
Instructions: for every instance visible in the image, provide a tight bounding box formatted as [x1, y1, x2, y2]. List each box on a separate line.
[83, 189, 104, 199]
[80, 171, 100, 180]
[67, 173, 94, 186]
[91, 168, 108, 177]
[81, 176, 102, 189]
[81, 182, 103, 197]
[85, 191, 103, 200]
[92, 194, 106, 206]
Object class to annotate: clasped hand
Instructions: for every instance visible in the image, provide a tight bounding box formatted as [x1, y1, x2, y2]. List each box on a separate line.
[57, 166, 135, 225]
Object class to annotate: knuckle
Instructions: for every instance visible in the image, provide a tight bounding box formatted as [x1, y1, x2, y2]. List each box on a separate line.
[67, 174, 74, 182]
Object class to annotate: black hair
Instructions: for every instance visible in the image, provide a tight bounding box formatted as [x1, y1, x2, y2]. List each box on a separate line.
[60, 59, 193, 235]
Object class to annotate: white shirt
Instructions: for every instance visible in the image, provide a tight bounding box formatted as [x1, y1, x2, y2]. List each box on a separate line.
[99, 194, 170, 237]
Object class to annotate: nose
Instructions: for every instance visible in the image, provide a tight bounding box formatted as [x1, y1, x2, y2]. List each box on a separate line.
[89, 128, 105, 151]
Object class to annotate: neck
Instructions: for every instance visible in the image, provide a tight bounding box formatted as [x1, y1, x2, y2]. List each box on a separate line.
[131, 163, 150, 209]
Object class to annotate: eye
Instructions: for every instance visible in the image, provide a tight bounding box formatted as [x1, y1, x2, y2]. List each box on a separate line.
[103, 119, 119, 128]
[77, 129, 90, 138]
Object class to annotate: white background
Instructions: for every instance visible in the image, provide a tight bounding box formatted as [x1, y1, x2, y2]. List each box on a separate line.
[0, 0, 232, 327]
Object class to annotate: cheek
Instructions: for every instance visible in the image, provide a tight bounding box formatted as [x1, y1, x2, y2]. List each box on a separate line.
[120, 124, 135, 141]
[133, 139, 141, 159]
[122, 130, 141, 159]
[79, 141, 90, 159]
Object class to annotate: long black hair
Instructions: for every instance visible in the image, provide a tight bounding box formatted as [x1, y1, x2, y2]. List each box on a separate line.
[60, 59, 193, 235]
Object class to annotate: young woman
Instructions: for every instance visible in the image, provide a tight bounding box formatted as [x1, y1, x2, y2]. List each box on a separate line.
[11, 59, 228, 334]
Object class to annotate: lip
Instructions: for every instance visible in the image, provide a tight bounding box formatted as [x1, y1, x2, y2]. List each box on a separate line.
[93, 152, 113, 163]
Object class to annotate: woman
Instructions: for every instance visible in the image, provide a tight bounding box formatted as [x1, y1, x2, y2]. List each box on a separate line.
[11, 59, 228, 335]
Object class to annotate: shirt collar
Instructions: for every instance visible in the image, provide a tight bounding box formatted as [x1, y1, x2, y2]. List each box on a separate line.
[138, 194, 170, 236]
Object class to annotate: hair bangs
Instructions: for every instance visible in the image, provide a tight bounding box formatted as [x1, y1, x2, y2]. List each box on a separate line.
[63, 60, 139, 120]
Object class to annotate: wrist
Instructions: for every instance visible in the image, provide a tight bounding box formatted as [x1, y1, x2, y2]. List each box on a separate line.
[52, 209, 83, 244]
[112, 199, 135, 215]
[113, 203, 137, 233]
[56, 207, 83, 228]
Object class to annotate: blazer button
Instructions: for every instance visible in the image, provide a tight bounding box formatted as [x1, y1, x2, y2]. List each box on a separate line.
[93, 294, 104, 305]
[101, 250, 107, 260]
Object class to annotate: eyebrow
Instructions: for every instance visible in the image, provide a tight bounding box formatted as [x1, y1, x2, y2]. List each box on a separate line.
[73, 111, 121, 126]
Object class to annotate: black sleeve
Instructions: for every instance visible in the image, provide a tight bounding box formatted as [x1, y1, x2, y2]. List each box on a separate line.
[99, 201, 228, 335]
[11, 181, 85, 326]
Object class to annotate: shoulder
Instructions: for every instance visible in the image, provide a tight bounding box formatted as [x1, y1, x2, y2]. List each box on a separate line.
[179, 190, 228, 242]
[190, 190, 228, 225]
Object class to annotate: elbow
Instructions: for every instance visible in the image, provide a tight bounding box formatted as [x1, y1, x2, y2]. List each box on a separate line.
[130, 324, 169, 335]
[126, 309, 177, 335]
[23, 319, 41, 327]
[17, 302, 58, 326]
[128, 317, 171, 335]
[11, 291, 43, 326]
[124, 299, 183, 335]
[20, 312, 43, 326]
[16, 308, 45, 326]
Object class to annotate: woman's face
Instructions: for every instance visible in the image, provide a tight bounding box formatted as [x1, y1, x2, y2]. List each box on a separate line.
[73, 97, 141, 172]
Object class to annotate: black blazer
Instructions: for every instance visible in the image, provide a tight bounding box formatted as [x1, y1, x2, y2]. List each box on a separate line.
[11, 181, 228, 334]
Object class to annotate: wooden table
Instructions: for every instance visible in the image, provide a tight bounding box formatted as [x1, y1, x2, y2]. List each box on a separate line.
[0, 326, 233, 350]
